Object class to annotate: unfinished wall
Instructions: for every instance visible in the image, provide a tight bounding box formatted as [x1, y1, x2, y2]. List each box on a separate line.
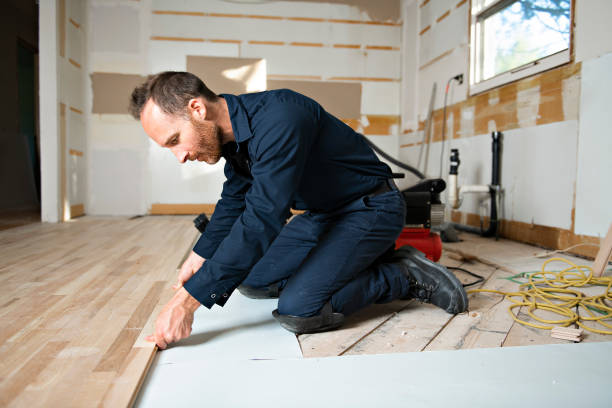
[399, 0, 611, 257]
[86, 0, 402, 215]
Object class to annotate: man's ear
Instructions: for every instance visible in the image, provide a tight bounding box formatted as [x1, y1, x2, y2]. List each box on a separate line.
[187, 97, 207, 120]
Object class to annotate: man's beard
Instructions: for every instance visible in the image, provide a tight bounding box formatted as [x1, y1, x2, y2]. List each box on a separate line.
[190, 116, 223, 164]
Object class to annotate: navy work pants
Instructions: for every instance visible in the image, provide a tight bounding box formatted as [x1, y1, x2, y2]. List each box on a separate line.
[241, 181, 412, 317]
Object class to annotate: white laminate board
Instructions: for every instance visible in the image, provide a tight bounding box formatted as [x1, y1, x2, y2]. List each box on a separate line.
[135, 341, 612, 407]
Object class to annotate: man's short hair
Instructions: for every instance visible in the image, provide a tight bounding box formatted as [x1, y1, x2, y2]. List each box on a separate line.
[128, 71, 217, 120]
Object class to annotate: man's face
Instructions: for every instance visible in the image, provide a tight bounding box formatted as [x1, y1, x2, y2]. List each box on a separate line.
[141, 98, 223, 164]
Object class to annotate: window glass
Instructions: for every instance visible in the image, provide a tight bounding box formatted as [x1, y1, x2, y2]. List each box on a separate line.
[477, 0, 570, 81]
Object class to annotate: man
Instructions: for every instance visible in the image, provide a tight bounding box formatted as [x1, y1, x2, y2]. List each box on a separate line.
[129, 71, 468, 350]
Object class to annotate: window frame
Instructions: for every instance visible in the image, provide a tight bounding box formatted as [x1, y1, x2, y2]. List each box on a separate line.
[468, 0, 574, 96]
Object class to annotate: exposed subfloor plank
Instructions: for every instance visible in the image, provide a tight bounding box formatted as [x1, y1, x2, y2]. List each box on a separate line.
[300, 231, 609, 357]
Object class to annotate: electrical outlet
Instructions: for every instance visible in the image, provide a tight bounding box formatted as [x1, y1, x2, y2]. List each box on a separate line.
[455, 74, 464, 85]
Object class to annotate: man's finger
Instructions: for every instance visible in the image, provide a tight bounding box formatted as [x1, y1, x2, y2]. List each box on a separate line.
[157, 337, 168, 350]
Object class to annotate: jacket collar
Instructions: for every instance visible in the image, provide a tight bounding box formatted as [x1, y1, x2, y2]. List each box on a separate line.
[221, 94, 253, 147]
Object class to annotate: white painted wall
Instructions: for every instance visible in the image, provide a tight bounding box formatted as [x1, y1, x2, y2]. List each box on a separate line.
[40, 0, 60, 222]
[399, 0, 612, 237]
[575, 52, 612, 236]
[574, 0, 612, 62]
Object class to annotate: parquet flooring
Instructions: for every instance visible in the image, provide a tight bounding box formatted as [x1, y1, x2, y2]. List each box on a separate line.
[0, 216, 197, 407]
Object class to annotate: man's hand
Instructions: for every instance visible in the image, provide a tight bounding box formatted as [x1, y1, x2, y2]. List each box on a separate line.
[145, 287, 201, 349]
[173, 251, 206, 290]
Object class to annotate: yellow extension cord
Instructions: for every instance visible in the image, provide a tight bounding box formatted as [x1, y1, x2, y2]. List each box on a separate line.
[467, 257, 612, 335]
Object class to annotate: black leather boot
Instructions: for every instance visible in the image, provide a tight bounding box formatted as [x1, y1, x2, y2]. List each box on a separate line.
[392, 245, 468, 314]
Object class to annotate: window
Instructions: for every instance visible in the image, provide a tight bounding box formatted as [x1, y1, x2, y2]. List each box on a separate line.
[469, 0, 572, 94]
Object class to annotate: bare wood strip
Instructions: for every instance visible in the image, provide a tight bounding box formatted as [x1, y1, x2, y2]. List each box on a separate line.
[420, 0, 430, 8]
[419, 48, 453, 71]
[69, 106, 83, 114]
[208, 12, 244, 18]
[70, 204, 85, 218]
[333, 44, 361, 49]
[365, 45, 400, 51]
[151, 10, 398, 26]
[450, 209, 600, 259]
[150, 36, 204, 42]
[328, 76, 399, 82]
[69, 18, 80, 29]
[245, 14, 283, 20]
[248, 40, 285, 46]
[152, 10, 206, 16]
[69, 149, 83, 157]
[290, 42, 324, 47]
[0, 341, 69, 406]
[456, 0, 468, 8]
[68, 58, 81, 69]
[208, 39, 242, 44]
[419, 25, 431, 35]
[287, 16, 325, 22]
[150, 203, 215, 215]
[436, 10, 451, 23]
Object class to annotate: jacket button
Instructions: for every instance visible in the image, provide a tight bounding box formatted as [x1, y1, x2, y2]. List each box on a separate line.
[211, 293, 216, 299]
[223, 293, 228, 298]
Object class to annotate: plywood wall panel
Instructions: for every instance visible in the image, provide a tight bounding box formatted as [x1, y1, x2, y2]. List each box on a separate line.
[149, 41, 239, 73]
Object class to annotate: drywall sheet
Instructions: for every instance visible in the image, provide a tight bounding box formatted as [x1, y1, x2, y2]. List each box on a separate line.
[575, 0, 612, 62]
[267, 79, 361, 119]
[442, 121, 578, 230]
[91, 73, 146, 114]
[136, 291, 302, 405]
[186, 56, 266, 95]
[575, 52, 612, 236]
[135, 341, 612, 407]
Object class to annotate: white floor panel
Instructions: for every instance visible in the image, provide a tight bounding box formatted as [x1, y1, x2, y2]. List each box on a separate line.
[136, 336, 612, 407]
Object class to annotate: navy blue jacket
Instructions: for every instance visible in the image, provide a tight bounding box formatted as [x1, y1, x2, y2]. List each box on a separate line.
[183, 89, 392, 308]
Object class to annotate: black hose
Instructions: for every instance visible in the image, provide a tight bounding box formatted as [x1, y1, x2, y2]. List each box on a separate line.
[481, 132, 501, 238]
[362, 136, 426, 180]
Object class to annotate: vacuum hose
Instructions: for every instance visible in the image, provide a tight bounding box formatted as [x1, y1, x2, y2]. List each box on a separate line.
[362, 136, 426, 180]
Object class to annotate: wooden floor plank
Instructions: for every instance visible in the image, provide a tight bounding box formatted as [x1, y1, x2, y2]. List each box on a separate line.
[0, 216, 197, 407]
[298, 300, 413, 358]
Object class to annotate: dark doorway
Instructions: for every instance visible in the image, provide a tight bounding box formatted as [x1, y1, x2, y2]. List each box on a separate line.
[0, 0, 40, 231]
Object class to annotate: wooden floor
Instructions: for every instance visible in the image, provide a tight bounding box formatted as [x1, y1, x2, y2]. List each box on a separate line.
[0, 216, 197, 407]
[0, 216, 609, 407]
[298, 233, 610, 357]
